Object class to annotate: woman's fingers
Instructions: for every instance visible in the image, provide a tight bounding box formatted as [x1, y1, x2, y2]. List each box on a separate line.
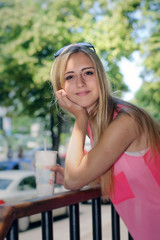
[51, 164, 64, 174]
[50, 164, 65, 185]
[56, 89, 67, 101]
[56, 90, 70, 108]
[55, 90, 84, 116]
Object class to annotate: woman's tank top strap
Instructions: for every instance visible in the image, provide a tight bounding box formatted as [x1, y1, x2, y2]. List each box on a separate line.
[113, 104, 124, 120]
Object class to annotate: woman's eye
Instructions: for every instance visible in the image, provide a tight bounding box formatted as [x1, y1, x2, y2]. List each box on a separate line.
[65, 75, 73, 80]
[85, 71, 93, 75]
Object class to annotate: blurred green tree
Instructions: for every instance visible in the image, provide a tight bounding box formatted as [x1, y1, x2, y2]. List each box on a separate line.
[135, 81, 160, 121]
[1, 0, 158, 147]
[133, 0, 160, 121]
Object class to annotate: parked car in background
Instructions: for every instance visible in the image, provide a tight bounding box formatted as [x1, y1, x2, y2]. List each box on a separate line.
[0, 159, 33, 171]
[0, 170, 68, 231]
[0, 160, 21, 170]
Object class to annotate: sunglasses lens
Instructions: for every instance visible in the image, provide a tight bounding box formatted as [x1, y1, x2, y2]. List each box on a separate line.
[54, 43, 95, 58]
[54, 46, 66, 58]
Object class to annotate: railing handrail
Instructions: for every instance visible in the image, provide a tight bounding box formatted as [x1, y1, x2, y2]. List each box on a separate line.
[0, 185, 101, 239]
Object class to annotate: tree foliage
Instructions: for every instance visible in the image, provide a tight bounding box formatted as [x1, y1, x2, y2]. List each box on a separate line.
[140, 0, 160, 80]
[135, 81, 160, 121]
[0, 0, 141, 147]
[0, 0, 159, 147]
[132, 0, 160, 121]
[0, 0, 141, 113]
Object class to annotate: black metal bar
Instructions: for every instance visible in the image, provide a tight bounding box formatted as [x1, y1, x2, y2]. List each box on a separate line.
[6, 219, 19, 240]
[69, 203, 80, 240]
[41, 210, 53, 240]
[128, 232, 134, 240]
[92, 197, 102, 240]
[111, 203, 120, 240]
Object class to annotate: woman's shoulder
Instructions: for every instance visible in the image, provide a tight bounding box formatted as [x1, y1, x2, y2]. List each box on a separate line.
[113, 113, 148, 152]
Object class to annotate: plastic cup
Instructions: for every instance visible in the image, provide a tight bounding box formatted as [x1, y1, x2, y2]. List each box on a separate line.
[35, 150, 57, 197]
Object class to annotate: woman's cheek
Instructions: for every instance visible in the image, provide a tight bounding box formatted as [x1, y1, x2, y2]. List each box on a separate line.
[63, 83, 70, 94]
[64, 85, 73, 98]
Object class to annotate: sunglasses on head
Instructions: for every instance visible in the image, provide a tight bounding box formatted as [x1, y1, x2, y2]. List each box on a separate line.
[54, 42, 96, 58]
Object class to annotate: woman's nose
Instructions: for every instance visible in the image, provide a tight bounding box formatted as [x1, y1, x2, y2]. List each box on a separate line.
[76, 74, 86, 87]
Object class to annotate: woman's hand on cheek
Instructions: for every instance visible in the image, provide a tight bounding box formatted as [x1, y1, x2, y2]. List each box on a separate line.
[56, 90, 87, 118]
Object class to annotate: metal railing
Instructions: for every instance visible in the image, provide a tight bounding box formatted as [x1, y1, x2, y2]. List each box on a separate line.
[0, 185, 133, 240]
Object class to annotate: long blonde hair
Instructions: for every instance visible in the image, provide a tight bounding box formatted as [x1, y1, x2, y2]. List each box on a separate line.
[51, 43, 160, 199]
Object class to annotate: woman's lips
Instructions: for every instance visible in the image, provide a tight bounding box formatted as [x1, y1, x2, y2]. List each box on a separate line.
[76, 91, 90, 96]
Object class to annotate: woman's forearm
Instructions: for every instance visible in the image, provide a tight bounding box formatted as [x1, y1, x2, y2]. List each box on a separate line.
[64, 111, 88, 188]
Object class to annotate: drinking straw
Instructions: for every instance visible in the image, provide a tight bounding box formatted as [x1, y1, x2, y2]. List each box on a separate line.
[44, 139, 47, 151]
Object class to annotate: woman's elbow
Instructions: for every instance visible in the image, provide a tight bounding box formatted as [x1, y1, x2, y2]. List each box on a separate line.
[64, 176, 82, 191]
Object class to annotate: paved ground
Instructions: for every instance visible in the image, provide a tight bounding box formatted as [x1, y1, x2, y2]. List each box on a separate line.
[19, 203, 128, 240]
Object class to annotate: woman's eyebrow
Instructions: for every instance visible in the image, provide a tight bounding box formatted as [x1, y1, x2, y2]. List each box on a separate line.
[64, 67, 95, 75]
[64, 71, 74, 75]
[82, 67, 95, 71]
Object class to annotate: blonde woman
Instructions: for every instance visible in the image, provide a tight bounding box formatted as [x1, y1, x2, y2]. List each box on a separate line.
[50, 43, 160, 240]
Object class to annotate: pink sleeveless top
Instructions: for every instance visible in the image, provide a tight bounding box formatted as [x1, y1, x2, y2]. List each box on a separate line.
[87, 120, 160, 240]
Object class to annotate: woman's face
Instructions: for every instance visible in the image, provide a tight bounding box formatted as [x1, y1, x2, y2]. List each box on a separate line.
[63, 52, 99, 113]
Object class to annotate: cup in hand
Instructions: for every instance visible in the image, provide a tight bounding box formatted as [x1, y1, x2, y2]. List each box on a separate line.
[35, 150, 57, 197]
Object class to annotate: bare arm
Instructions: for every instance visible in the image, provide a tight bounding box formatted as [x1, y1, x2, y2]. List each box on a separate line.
[55, 90, 138, 190]
[64, 113, 138, 190]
